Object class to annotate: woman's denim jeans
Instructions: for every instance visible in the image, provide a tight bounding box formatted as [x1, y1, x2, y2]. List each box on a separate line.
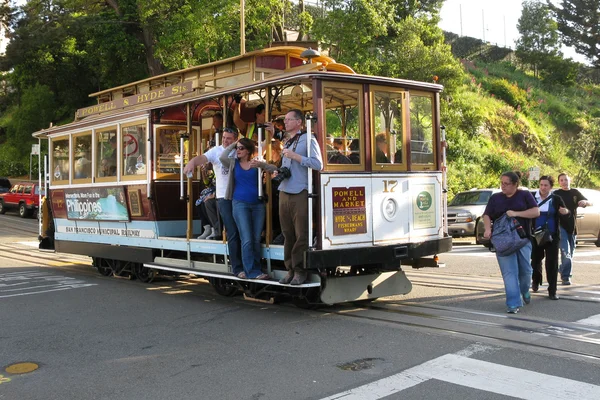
[232, 200, 265, 278]
[496, 241, 532, 309]
[559, 226, 576, 280]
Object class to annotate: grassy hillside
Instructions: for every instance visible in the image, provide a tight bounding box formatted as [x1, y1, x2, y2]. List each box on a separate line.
[444, 35, 600, 198]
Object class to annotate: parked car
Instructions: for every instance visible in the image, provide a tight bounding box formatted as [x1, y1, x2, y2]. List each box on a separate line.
[466, 187, 600, 247]
[573, 188, 600, 245]
[0, 181, 41, 218]
[447, 188, 499, 244]
[0, 177, 11, 194]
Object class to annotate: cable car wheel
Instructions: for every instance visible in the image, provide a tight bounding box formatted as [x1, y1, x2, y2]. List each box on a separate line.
[291, 287, 322, 310]
[209, 277, 239, 297]
[92, 257, 114, 277]
[134, 264, 156, 283]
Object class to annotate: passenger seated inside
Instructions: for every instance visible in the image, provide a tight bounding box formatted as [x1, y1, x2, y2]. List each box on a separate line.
[393, 147, 402, 164]
[348, 139, 360, 164]
[375, 133, 390, 163]
[328, 138, 351, 164]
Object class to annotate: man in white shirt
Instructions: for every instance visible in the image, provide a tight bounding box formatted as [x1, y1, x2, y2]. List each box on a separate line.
[183, 127, 242, 276]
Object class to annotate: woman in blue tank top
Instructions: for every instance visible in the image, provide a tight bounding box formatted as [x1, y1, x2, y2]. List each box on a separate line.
[220, 137, 268, 280]
[531, 176, 568, 299]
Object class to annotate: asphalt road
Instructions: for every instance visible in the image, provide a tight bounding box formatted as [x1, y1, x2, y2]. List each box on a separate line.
[1, 215, 600, 400]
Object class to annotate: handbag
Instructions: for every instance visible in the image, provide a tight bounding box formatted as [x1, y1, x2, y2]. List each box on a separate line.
[490, 213, 530, 257]
[533, 223, 552, 246]
[533, 195, 553, 246]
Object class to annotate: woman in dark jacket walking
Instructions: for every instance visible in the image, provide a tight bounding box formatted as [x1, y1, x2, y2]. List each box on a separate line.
[531, 176, 568, 300]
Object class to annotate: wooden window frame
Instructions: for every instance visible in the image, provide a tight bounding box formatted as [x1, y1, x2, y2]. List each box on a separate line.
[321, 82, 365, 172]
[370, 86, 408, 172]
[72, 131, 93, 184]
[50, 135, 71, 186]
[408, 91, 437, 171]
[95, 125, 119, 183]
[120, 120, 148, 182]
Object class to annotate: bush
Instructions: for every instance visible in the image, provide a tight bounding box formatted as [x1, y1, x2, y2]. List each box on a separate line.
[482, 78, 529, 110]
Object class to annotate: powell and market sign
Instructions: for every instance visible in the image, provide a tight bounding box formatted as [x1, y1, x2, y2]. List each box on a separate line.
[76, 81, 196, 119]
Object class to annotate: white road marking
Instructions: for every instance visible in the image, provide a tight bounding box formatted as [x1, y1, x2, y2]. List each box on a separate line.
[320, 346, 600, 400]
[17, 241, 41, 248]
[0, 270, 97, 299]
[576, 314, 600, 327]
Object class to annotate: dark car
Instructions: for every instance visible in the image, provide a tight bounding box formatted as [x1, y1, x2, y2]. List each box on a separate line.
[0, 181, 41, 218]
[0, 177, 11, 194]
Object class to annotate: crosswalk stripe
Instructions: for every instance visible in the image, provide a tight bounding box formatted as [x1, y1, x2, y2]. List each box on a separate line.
[320, 347, 600, 400]
[577, 314, 600, 327]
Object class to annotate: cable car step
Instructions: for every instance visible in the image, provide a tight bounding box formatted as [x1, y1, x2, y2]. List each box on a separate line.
[143, 262, 321, 288]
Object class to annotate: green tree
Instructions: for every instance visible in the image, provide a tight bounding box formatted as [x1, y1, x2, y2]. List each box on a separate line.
[548, 0, 600, 68]
[516, 0, 561, 77]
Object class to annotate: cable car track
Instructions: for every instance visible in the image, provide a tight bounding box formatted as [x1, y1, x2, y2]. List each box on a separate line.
[323, 301, 600, 362]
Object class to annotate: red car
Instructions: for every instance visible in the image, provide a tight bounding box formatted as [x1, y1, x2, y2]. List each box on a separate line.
[0, 182, 42, 218]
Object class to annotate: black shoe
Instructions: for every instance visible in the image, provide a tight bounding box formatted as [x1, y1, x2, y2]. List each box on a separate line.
[278, 271, 294, 284]
[532, 283, 539, 293]
[272, 233, 284, 245]
[549, 294, 560, 300]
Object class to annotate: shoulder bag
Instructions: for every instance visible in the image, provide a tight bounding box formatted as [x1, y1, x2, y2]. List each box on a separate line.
[533, 195, 553, 246]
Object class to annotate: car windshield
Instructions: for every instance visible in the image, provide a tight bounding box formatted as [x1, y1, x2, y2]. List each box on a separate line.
[449, 191, 491, 206]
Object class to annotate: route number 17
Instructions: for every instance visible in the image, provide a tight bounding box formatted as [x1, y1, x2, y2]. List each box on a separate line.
[383, 180, 398, 193]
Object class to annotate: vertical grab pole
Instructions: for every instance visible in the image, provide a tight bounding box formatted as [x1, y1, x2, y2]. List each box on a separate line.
[307, 117, 314, 250]
[38, 139, 42, 237]
[441, 125, 448, 235]
[257, 125, 264, 200]
[179, 133, 186, 200]
[186, 102, 193, 241]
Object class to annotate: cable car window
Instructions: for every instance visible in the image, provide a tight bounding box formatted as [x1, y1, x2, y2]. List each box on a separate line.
[96, 127, 118, 180]
[323, 84, 363, 170]
[121, 122, 147, 179]
[372, 88, 405, 170]
[73, 132, 92, 181]
[51, 136, 70, 184]
[156, 127, 189, 179]
[410, 94, 435, 168]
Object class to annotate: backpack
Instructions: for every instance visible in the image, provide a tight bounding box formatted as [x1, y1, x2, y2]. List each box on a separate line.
[490, 213, 530, 257]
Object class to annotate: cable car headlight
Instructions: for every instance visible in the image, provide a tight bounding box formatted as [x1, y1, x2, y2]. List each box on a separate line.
[383, 197, 398, 222]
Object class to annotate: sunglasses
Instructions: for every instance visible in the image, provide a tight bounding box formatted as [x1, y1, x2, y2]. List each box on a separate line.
[236, 146, 246, 151]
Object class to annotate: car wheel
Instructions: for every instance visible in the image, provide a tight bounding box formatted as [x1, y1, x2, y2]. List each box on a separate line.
[19, 203, 31, 218]
[0, 201, 5, 214]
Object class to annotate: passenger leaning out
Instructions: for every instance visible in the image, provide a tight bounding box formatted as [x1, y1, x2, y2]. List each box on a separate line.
[220, 138, 269, 280]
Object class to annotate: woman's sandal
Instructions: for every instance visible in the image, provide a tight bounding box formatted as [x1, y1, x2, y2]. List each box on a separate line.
[254, 273, 270, 280]
[237, 272, 247, 279]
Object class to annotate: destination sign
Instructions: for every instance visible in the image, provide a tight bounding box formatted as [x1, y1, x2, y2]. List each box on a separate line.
[332, 186, 367, 236]
[76, 81, 196, 118]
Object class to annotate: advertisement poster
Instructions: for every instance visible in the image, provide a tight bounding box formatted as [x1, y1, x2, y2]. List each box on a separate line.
[332, 186, 367, 235]
[413, 184, 436, 229]
[64, 187, 129, 221]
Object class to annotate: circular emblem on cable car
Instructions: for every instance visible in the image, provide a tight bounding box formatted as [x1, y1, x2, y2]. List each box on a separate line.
[382, 197, 398, 222]
[416, 191, 432, 211]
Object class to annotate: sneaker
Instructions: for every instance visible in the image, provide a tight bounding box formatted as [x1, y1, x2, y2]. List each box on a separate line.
[522, 292, 531, 305]
[562, 278, 572, 285]
[507, 307, 519, 314]
[278, 271, 294, 284]
[197, 224, 212, 239]
[549, 294, 560, 300]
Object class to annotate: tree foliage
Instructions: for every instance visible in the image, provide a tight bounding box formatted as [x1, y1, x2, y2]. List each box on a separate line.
[548, 0, 600, 68]
[516, 0, 561, 77]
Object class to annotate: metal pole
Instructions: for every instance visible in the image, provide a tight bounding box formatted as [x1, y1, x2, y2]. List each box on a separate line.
[307, 117, 313, 250]
[240, 0, 246, 55]
[459, 4, 463, 37]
